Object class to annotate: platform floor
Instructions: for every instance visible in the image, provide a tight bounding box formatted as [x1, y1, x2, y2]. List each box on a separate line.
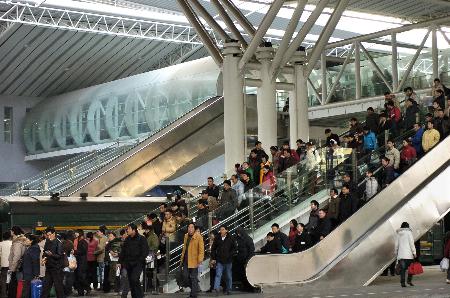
[87, 266, 450, 298]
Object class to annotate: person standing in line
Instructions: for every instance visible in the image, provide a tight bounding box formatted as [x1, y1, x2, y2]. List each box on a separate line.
[364, 170, 379, 202]
[327, 188, 340, 229]
[0, 231, 12, 298]
[74, 230, 89, 296]
[180, 223, 204, 298]
[211, 225, 236, 295]
[86, 232, 99, 291]
[233, 227, 254, 292]
[118, 229, 129, 298]
[41, 227, 65, 298]
[422, 121, 440, 153]
[21, 234, 40, 298]
[95, 226, 108, 290]
[395, 222, 416, 287]
[118, 224, 149, 298]
[8, 226, 27, 298]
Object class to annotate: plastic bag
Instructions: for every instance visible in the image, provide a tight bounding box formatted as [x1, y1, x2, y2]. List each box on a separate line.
[440, 257, 449, 271]
[408, 261, 423, 275]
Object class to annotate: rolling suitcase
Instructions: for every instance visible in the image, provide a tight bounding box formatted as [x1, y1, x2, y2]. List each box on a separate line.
[31, 279, 43, 298]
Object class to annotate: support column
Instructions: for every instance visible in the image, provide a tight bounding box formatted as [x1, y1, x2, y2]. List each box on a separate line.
[256, 46, 277, 152]
[290, 49, 308, 144]
[391, 33, 399, 91]
[354, 42, 361, 99]
[432, 26, 439, 79]
[321, 51, 327, 104]
[223, 41, 245, 174]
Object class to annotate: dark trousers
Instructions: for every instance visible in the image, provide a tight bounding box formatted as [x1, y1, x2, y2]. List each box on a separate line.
[187, 267, 199, 298]
[86, 261, 98, 290]
[75, 267, 89, 295]
[447, 267, 450, 280]
[41, 269, 65, 298]
[63, 271, 75, 296]
[209, 268, 216, 290]
[1, 267, 8, 298]
[21, 280, 30, 298]
[399, 259, 413, 285]
[7, 272, 18, 298]
[120, 268, 129, 298]
[125, 264, 144, 298]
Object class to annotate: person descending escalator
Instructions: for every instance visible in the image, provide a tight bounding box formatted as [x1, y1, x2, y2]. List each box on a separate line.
[311, 209, 332, 244]
[233, 227, 255, 292]
[337, 184, 359, 224]
[271, 224, 289, 254]
[292, 223, 311, 253]
[260, 233, 281, 254]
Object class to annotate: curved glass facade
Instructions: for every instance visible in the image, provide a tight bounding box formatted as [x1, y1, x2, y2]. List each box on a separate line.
[24, 57, 220, 154]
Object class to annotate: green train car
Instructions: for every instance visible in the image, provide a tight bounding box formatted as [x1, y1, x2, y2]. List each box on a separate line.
[0, 196, 166, 235]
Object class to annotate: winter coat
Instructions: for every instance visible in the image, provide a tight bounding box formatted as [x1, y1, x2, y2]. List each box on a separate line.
[338, 193, 359, 223]
[327, 195, 340, 220]
[219, 188, 238, 219]
[75, 239, 88, 272]
[206, 184, 220, 198]
[434, 116, 450, 138]
[119, 233, 149, 267]
[273, 232, 289, 251]
[395, 228, 416, 260]
[211, 234, 236, 264]
[292, 232, 311, 253]
[234, 228, 254, 263]
[382, 165, 396, 187]
[412, 127, 424, 155]
[95, 235, 107, 263]
[0, 240, 12, 268]
[106, 238, 122, 262]
[326, 133, 340, 147]
[162, 217, 177, 241]
[389, 106, 401, 123]
[400, 145, 417, 162]
[260, 239, 281, 254]
[196, 208, 209, 232]
[404, 104, 420, 130]
[86, 238, 98, 262]
[146, 231, 159, 252]
[305, 149, 319, 171]
[313, 217, 332, 242]
[444, 238, 450, 258]
[261, 171, 276, 193]
[43, 239, 64, 271]
[288, 228, 296, 248]
[363, 132, 378, 151]
[365, 113, 379, 133]
[180, 232, 204, 269]
[364, 177, 378, 200]
[22, 244, 40, 281]
[307, 209, 319, 232]
[422, 128, 440, 152]
[9, 235, 27, 272]
[278, 156, 297, 173]
[151, 219, 163, 237]
[385, 147, 400, 170]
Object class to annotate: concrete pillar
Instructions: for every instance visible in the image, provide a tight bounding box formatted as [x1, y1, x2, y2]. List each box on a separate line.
[391, 33, 399, 92]
[321, 51, 327, 104]
[354, 42, 361, 99]
[288, 74, 297, 147]
[432, 27, 439, 80]
[223, 41, 245, 174]
[291, 49, 309, 142]
[256, 46, 277, 152]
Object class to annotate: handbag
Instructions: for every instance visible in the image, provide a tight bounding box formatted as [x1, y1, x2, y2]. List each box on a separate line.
[440, 257, 449, 271]
[407, 261, 424, 275]
[395, 262, 401, 275]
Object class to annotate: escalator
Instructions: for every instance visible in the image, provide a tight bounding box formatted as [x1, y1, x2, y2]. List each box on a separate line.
[246, 136, 450, 288]
[61, 96, 225, 197]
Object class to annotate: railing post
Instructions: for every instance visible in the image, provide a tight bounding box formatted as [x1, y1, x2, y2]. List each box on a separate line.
[208, 212, 213, 235]
[286, 169, 292, 209]
[351, 150, 358, 183]
[249, 189, 255, 237]
[384, 129, 389, 147]
[164, 237, 170, 293]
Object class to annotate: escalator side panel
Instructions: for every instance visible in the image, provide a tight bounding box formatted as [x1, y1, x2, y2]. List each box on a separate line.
[246, 137, 450, 286]
[62, 97, 223, 197]
[100, 115, 224, 197]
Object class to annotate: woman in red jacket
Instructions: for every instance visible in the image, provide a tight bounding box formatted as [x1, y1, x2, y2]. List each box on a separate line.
[400, 139, 417, 173]
[288, 219, 298, 249]
[86, 232, 99, 291]
[444, 231, 450, 284]
[261, 165, 276, 194]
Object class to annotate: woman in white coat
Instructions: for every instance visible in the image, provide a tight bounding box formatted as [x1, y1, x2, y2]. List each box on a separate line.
[395, 222, 417, 287]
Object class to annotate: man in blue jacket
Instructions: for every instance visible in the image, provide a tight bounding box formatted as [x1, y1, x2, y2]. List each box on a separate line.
[412, 123, 424, 157]
[362, 126, 378, 163]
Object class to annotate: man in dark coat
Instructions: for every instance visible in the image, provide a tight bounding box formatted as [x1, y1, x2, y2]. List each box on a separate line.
[292, 223, 311, 253]
[338, 184, 359, 224]
[233, 227, 254, 291]
[41, 227, 65, 298]
[260, 233, 281, 254]
[306, 200, 320, 233]
[75, 230, 89, 296]
[118, 224, 149, 298]
[271, 223, 289, 253]
[325, 128, 340, 147]
[218, 180, 238, 220]
[206, 177, 220, 198]
[211, 225, 236, 295]
[381, 156, 396, 187]
[312, 210, 332, 244]
[404, 98, 420, 130]
[365, 107, 379, 133]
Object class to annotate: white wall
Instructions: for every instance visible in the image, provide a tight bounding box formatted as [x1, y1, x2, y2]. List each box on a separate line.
[0, 95, 54, 184]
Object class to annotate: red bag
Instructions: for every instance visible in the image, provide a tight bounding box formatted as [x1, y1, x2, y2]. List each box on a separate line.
[408, 261, 424, 275]
[16, 280, 23, 298]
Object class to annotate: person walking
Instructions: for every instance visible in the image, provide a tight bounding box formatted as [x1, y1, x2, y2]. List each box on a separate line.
[118, 224, 149, 298]
[21, 234, 40, 298]
[41, 227, 65, 298]
[180, 223, 204, 298]
[211, 225, 236, 295]
[233, 227, 254, 292]
[95, 226, 108, 290]
[444, 231, 450, 284]
[395, 222, 416, 287]
[0, 231, 12, 298]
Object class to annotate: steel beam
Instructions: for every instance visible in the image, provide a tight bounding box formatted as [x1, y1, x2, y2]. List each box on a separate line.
[432, 26, 439, 80]
[325, 15, 450, 49]
[439, 27, 450, 45]
[321, 51, 328, 105]
[238, 0, 285, 70]
[354, 41, 361, 99]
[177, 0, 223, 66]
[210, 0, 247, 48]
[359, 42, 393, 93]
[391, 33, 399, 91]
[220, 0, 256, 37]
[270, 0, 308, 79]
[397, 30, 430, 92]
[190, 0, 230, 41]
[308, 78, 322, 105]
[275, 0, 330, 77]
[306, 0, 350, 77]
[325, 44, 354, 104]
